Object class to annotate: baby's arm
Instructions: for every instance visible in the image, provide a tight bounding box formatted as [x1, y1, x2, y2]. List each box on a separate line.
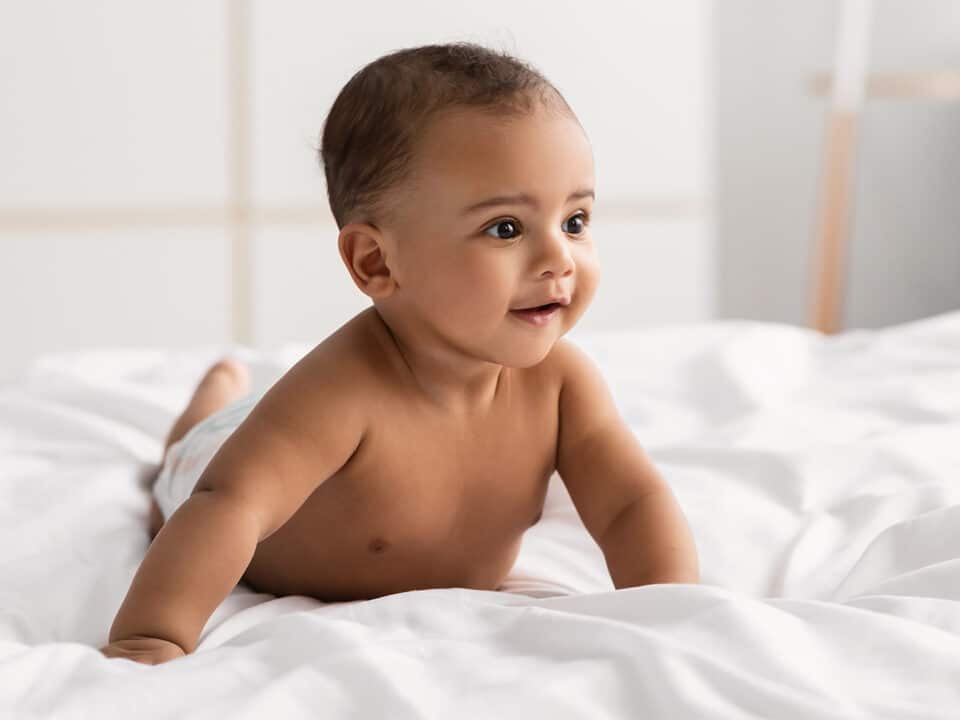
[105, 486, 264, 659]
[103, 356, 366, 661]
[553, 340, 699, 588]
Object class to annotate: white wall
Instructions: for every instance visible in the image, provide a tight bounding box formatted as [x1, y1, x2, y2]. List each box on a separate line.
[0, 1, 714, 383]
[712, 0, 960, 330]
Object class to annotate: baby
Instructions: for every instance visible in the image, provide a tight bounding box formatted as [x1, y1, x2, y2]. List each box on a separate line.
[99, 42, 699, 666]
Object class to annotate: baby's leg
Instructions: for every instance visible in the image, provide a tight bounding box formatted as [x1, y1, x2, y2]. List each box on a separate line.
[148, 358, 250, 538]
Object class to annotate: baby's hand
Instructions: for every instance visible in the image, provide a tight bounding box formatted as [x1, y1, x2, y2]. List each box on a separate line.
[99, 635, 186, 665]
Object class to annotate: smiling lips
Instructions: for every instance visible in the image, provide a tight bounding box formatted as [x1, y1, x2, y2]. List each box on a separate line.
[511, 296, 571, 311]
[510, 302, 564, 326]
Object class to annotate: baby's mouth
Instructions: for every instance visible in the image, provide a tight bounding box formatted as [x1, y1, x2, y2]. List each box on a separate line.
[514, 302, 561, 312]
[509, 303, 564, 326]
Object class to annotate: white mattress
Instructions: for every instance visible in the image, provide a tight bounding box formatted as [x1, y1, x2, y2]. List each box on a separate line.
[2, 310, 960, 718]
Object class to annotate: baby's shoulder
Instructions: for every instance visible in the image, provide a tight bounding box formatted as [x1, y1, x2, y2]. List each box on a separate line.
[536, 337, 585, 385]
[530, 337, 611, 411]
[250, 314, 386, 430]
[285, 326, 381, 397]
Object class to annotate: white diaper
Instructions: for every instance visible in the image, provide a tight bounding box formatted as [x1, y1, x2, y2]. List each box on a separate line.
[152, 391, 264, 521]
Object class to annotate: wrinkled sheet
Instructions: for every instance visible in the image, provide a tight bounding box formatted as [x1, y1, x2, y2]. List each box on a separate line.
[2, 310, 960, 718]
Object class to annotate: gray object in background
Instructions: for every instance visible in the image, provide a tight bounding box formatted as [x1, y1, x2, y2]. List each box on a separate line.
[713, 0, 960, 330]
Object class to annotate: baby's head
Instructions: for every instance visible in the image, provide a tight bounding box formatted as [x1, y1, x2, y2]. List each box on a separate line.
[319, 42, 597, 368]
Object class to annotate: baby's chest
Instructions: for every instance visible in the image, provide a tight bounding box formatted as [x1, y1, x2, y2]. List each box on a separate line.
[325, 410, 558, 538]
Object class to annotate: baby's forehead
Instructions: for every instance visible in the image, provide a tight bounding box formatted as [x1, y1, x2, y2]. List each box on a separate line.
[404, 111, 590, 196]
[418, 105, 547, 146]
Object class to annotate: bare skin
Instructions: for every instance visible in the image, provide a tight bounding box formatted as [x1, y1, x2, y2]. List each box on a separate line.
[100, 104, 699, 665]
[205, 311, 554, 600]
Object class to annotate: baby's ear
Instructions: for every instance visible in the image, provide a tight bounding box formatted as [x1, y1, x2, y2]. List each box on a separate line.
[338, 223, 397, 300]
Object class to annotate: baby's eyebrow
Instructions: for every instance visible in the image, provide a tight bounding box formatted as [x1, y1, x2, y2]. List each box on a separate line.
[460, 188, 595, 216]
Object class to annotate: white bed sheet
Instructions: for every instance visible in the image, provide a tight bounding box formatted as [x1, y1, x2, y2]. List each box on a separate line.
[2, 310, 960, 718]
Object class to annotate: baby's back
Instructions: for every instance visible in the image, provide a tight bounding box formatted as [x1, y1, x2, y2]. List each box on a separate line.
[203, 307, 563, 601]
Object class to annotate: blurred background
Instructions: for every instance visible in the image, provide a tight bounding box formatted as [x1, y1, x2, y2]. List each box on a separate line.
[1, 0, 958, 382]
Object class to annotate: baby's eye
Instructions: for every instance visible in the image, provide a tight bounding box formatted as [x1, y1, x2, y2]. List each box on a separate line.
[483, 219, 521, 240]
[563, 211, 590, 236]
[483, 212, 591, 241]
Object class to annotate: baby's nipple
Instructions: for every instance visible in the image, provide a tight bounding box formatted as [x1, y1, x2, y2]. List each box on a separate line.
[368, 536, 391, 554]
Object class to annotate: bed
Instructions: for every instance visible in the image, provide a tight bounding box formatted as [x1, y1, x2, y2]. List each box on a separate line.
[2, 309, 959, 718]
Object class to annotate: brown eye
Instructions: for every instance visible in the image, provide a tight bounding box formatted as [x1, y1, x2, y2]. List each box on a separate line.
[483, 219, 521, 240]
[563, 211, 589, 235]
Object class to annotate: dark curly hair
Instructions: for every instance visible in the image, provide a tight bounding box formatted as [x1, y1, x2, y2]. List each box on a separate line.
[318, 42, 576, 230]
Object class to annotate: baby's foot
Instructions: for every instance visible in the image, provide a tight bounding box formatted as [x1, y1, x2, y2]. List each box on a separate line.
[164, 358, 251, 451]
[195, 358, 251, 406]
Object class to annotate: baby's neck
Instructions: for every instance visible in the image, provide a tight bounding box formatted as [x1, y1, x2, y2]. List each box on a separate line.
[366, 306, 508, 415]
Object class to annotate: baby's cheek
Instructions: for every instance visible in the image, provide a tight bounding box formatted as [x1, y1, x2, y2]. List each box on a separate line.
[575, 254, 600, 304]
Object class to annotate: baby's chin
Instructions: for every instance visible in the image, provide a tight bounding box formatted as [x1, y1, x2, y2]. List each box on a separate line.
[494, 339, 563, 370]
